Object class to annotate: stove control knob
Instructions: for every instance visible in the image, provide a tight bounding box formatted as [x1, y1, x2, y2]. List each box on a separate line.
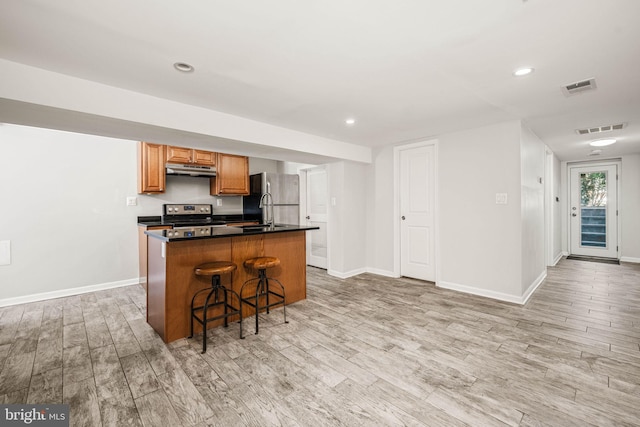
[200, 208, 204, 212]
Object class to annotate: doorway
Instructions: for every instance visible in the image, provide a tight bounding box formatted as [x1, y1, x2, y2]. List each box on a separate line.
[303, 166, 328, 269]
[395, 140, 437, 282]
[568, 163, 619, 259]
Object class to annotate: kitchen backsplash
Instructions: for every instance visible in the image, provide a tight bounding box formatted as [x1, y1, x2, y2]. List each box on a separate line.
[138, 175, 243, 215]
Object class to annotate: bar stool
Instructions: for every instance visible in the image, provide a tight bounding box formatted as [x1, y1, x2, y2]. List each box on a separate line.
[189, 261, 243, 353]
[240, 256, 288, 334]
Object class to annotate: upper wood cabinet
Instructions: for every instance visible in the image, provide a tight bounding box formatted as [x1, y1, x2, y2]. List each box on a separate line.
[166, 146, 216, 166]
[138, 142, 166, 194]
[211, 153, 249, 195]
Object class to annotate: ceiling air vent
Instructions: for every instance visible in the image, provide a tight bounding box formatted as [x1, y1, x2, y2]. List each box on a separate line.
[562, 78, 597, 96]
[576, 122, 626, 135]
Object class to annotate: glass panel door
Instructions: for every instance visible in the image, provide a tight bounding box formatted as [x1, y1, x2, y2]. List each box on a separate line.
[569, 164, 618, 258]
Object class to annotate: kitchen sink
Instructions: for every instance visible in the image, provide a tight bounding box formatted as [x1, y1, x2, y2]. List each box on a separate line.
[237, 224, 289, 230]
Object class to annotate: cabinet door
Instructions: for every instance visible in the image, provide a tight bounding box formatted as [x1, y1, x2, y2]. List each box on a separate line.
[138, 142, 166, 193]
[211, 153, 249, 195]
[193, 149, 216, 166]
[166, 145, 193, 164]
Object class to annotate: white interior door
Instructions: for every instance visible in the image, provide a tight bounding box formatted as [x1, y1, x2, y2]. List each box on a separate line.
[400, 143, 435, 281]
[305, 167, 327, 269]
[569, 164, 618, 258]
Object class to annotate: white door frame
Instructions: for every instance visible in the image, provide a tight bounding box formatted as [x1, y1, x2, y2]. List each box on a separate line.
[545, 148, 554, 266]
[300, 165, 330, 270]
[393, 139, 439, 281]
[566, 160, 621, 259]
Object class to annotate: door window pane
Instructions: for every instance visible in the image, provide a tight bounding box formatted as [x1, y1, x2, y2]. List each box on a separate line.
[580, 171, 607, 248]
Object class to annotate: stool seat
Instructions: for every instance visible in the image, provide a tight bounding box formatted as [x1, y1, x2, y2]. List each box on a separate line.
[244, 256, 280, 270]
[195, 261, 237, 276]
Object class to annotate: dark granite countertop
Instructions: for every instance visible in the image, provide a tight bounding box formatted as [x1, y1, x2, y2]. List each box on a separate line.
[137, 214, 261, 227]
[145, 224, 319, 242]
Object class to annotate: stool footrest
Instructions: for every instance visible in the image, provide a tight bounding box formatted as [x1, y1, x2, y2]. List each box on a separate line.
[189, 282, 244, 353]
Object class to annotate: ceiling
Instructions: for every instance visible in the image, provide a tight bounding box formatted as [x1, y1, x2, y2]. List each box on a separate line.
[1, 0, 640, 161]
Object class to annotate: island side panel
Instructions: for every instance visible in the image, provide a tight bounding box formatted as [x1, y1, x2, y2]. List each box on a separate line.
[147, 237, 167, 340]
[262, 231, 307, 304]
[164, 237, 233, 343]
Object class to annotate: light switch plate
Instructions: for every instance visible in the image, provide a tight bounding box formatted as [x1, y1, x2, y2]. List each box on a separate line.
[0, 240, 11, 266]
[495, 193, 508, 204]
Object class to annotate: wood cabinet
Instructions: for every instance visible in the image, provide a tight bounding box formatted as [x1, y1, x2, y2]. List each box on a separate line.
[211, 153, 249, 195]
[166, 145, 216, 166]
[138, 142, 248, 195]
[138, 142, 166, 194]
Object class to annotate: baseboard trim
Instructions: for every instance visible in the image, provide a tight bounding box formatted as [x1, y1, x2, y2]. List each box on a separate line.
[521, 270, 547, 305]
[620, 256, 640, 264]
[0, 278, 140, 308]
[365, 268, 400, 278]
[327, 268, 367, 279]
[437, 280, 527, 305]
[552, 252, 563, 266]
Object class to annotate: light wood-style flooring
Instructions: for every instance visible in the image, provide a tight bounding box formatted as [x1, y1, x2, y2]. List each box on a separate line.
[1, 258, 640, 426]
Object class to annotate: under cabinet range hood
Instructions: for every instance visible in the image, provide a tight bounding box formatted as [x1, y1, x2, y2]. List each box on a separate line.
[166, 163, 216, 177]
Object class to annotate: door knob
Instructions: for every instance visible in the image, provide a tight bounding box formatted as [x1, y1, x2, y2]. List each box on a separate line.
[401, 216, 406, 220]
[571, 213, 577, 217]
[306, 216, 310, 220]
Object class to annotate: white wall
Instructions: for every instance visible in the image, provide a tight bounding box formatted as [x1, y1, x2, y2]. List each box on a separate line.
[365, 145, 396, 276]
[0, 125, 141, 302]
[621, 154, 640, 262]
[438, 121, 523, 300]
[520, 125, 546, 296]
[326, 161, 368, 277]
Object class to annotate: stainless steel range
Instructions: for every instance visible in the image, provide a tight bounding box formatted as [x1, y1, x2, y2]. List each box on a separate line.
[161, 204, 225, 227]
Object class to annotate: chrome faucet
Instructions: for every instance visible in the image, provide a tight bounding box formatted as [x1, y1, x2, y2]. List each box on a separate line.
[259, 192, 275, 228]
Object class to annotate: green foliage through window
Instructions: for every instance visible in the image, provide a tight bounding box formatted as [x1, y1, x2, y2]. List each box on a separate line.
[580, 172, 607, 206]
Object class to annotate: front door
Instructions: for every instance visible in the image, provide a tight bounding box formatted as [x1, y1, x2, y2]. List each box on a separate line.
[399, 142, 436, 281]
[569, 164, 618, 258]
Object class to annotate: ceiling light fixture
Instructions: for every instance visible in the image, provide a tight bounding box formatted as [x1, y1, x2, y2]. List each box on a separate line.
[513, 67, 534, 77]
[173, 62, 194, 73]
[345, 118, 356, 125]
[589, 138, 617, 147]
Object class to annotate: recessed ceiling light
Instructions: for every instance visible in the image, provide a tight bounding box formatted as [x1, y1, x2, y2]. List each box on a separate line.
[173, 62, 194, 73]
[590, 138, 617, 147]
[513, 67, 534, 77]
[345, 118, 356, 125]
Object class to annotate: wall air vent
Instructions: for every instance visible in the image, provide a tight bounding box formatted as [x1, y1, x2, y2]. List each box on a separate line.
[576, 122, 626, 135]
[562, 78, 597, 96]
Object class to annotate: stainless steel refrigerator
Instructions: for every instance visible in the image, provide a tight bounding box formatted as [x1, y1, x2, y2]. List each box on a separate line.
[243, 173, 300, 225]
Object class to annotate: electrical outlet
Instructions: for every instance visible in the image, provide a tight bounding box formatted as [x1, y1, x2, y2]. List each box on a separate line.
[495, 193, 508, 205]
[126, 196, 138, 206]
[216, 199, 223, 206]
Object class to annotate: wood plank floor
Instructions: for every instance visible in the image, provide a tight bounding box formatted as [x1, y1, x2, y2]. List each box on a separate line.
[1, 258, 640, 426]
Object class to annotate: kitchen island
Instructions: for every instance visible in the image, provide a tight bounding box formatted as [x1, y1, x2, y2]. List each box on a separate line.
[145, 224, 318, 343]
